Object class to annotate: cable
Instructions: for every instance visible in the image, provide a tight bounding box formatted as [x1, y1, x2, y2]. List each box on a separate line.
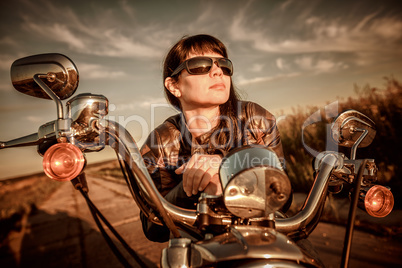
[105, 127, 181, 238]
[116, 153, 151, 219]
[86, 198, 132, 268]
[78, 187, 148, 268]
[341, 159, 368, 268]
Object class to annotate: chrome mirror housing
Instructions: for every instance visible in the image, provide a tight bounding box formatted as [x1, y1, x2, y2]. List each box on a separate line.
[10, 53, 79, 100]
[331, 110, 376, 160]
[331, 110, 376, 148]
[219, 146, 291, 218]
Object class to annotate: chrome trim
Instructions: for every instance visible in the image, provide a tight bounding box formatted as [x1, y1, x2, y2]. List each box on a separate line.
[350, 127, 368, 160]
[67, 93, 108, 152]
[33, 74, 64, 119]
[276, 154, 337, 235]
[184, 226, 317, 267]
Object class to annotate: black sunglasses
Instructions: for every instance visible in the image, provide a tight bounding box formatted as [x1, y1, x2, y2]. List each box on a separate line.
[170, 56, 233, 77]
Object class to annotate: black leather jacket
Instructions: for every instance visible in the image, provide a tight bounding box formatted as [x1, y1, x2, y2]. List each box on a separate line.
[140, 101, 286, 242]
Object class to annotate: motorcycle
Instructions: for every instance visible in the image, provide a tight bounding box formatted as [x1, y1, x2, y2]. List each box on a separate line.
[1, 53, 395, 268]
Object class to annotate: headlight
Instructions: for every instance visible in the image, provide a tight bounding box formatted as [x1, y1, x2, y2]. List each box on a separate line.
[219, 146, 291, 218]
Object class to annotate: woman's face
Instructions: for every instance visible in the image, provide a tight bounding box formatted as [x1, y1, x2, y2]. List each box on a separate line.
[174, 52, 231, 112]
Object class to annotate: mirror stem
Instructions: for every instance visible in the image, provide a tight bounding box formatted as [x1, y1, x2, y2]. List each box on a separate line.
[34, 74, 64, 119]
[350, 128, 368, 160]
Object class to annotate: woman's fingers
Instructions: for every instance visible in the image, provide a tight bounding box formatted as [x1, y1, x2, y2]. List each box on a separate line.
[176, 154, 222, 196]
[177, 164, 193, 197]
[197, 168, 214, 192]
[184, 165, 199, 196]
[179, 154, 198, 196]
[175, 164, 185, 174]
[203, 173, 222, 196]
[192, 168, 210, 194]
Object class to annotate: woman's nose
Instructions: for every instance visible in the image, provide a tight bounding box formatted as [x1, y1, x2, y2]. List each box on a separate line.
[210, 61, 223, 77]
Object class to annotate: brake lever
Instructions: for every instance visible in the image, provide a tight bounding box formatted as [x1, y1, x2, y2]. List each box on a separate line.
[0, 119, 71, 149]
[0, 132, 41, 149]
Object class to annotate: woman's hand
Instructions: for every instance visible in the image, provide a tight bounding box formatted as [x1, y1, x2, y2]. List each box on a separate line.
[175, 154, 223, 196]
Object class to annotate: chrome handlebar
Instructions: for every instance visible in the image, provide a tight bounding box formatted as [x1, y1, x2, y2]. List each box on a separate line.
[104, 119, 339, 235]
[0, 116, 344, 236]
[276, 154, 338, 235]
[0, 119, 72, 149]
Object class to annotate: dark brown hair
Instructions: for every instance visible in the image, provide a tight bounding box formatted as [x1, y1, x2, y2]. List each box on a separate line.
[163, 34, 242, 149]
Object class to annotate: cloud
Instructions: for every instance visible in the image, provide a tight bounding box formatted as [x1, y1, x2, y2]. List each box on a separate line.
[279, 0, 295, 12]
[0, 83, 12, 92]
[0, 54, 16, 71]
[138, 98, 169, 109]
[237, 72, 301, 86]
[23, 21, 163, 59]
[111, 97, 169, 112]
[119, 0, 136, 18]
[18, 0, 168, 59]
[26, 115, 43, 123]
[78, 63, 126, 79]
[229, 2, 402, 58]
[294, 56, 348, 73]
[250, 63, 264, 72]
[0, 36, 18, 48]
[24, 22, 87, 50]
[276, 58, 289, 71]
[369, 17, 402, 40]
[226, 0, 402, 81]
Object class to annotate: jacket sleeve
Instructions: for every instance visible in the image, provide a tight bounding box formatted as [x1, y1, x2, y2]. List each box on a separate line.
[139, 129, 172, 242]
[139, 129, 198, 242]
[140, 129, 177, 195]
[244, 102, 284, 160]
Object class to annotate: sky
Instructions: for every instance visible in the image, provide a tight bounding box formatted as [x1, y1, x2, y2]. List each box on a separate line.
[0, 0, 401, 180]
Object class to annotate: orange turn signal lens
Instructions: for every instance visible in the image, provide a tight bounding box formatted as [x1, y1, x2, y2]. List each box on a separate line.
[43, 143, 85, 181]
[363, 185, 394, 218]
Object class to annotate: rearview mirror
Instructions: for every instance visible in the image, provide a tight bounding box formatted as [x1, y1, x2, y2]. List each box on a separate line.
[331, 110, 376, 148]
[10, 53, 79, 100]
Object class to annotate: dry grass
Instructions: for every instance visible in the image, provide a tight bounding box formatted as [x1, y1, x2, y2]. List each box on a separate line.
[278, 76, 402, 207]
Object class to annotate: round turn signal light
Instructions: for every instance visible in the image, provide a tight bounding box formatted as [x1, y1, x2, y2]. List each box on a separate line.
[43, 143, 85, 181]
[364, 185, 394, 218]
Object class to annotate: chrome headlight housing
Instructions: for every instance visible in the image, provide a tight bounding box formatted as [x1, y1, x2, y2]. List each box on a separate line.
[219, 146, 291, 218]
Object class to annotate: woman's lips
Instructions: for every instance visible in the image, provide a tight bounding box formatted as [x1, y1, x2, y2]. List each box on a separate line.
[210, 83, 226, 90]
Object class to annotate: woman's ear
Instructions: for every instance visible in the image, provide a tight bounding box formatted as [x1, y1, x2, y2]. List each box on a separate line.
[165, 77, 182, 98]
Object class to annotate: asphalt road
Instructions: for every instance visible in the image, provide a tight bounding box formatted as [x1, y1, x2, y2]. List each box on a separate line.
[1, 171, 401, 268]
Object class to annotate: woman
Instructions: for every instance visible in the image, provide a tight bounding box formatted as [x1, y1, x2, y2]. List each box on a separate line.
[140, 34, 286, 242]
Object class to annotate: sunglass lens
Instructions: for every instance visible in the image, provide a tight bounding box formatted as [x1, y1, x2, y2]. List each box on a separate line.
[218, 58, 233, 76]
[187, 58, 212, 74]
